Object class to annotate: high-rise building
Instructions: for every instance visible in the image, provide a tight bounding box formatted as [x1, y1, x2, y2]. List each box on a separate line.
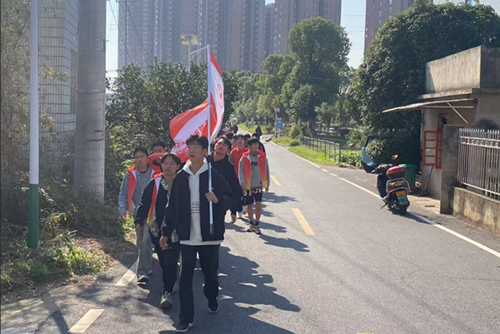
[38, 0, 79, 157]
[264, 4, 276, 58]
[118, 0, 270, 73]
[179, 0, 200, 67]
[241, 0, 266, 72]
[364, 0, 433, 52]
[155, 0, 182, 64]
[220, 0, 243, 71]
[118, 0, 155, 69]
[197, 0, 225, 63]
[273, 0, 343, 56]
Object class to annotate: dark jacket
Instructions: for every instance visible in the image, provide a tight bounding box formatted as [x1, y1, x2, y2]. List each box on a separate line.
[161, 166, 236, 242]
[135, 177, 169, 227]
[212, 155, 240, 199]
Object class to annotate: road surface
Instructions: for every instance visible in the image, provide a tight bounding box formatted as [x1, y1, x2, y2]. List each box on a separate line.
[31, 141, 500, 334]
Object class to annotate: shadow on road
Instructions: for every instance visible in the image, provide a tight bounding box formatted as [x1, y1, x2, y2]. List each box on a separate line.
[260, 234, 309, 253]
[265, 192, 297, 204]
[159, 245, 300, 334]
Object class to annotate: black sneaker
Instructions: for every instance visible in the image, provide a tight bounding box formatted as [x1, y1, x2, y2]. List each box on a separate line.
[175, 321, 193, 333]
[208, 298, 219, 313]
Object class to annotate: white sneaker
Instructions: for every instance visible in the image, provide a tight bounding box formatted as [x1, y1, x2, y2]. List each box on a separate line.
[242, 206, 248, 215]
[160, 291, 173, 309]
[137, 274, 149, 283]
[237, 212, 243, 219]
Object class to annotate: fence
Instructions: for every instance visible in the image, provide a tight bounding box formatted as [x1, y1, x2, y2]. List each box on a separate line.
[302, 136, 342, 164]
[457, 128, 500, 199]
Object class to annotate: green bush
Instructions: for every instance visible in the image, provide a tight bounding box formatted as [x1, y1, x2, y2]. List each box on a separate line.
[1, 271, 11, 290]
[265, 125, 274, 133]
[290, 140, 300, 147]
[289, 124, 303, 139]
[68, 245, 106, 276]
[28, 260, 53, 283]
[366, 131, 420, 166]
[346, 128, 367, 149]
[341, 150, 362, 167]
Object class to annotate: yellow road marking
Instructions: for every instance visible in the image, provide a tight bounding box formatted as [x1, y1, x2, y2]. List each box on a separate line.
[68, 309, 104, 333]
[115, 260, 137, 287]
[292, 208, 315, 235]
[271, 175, 282, 186]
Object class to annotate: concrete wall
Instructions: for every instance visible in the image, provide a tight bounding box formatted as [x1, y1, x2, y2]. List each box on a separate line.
[453, 188, 500, 236]
[426, 46, 482, 94]
[481, 47, 500, 89]
[476, 94, 500, 128]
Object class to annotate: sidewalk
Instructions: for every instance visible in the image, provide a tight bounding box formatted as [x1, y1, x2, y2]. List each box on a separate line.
[1, 247, 137, 334]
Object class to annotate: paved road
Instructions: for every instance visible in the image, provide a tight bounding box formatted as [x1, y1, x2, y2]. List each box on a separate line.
[32, 141, 500, 334]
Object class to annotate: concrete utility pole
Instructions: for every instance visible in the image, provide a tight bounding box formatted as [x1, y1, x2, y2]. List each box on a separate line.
[74, 0, 106, 199]
[28, 0, 39, 249]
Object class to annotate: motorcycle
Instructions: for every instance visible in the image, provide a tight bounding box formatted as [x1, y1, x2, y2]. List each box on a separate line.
[372, 157, 411, 215]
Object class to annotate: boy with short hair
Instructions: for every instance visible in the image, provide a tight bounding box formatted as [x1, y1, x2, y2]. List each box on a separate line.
[229, 135, 248, 219]
[161, 135, 235, 332]
[239, 137, 270, 234]
[118, 146, 156, 282]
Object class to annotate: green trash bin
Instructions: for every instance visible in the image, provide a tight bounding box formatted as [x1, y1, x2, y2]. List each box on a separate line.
[400, 164, 418, 192]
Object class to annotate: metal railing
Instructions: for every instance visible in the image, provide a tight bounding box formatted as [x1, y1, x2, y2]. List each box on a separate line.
[302, 136, 342, 164]
[457, 128, 500, 199]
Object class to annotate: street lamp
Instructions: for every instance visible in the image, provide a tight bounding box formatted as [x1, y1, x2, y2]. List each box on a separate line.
[181, 34, 199, 71]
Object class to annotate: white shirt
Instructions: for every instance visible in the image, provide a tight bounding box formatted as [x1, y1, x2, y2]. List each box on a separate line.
[180, 159, 223, 246]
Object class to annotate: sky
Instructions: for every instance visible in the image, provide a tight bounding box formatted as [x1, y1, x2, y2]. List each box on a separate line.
[105, 0, 367, 79]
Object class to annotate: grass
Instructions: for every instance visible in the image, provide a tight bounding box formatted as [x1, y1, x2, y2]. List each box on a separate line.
[272, 136, 362, 168]
[0, 181, 135, 302]
[238, 123, 274, 134]
[238, 123, 257, 133]
[288, 145, 339, 166]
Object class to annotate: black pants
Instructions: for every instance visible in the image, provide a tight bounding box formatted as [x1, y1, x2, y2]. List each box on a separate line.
[152, 235, 180, 294]
[179, 244, 220, 324]
[230, 187, 243, 215]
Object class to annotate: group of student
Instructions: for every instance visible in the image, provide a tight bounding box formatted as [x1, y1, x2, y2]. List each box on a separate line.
[118, 129, 269, 333]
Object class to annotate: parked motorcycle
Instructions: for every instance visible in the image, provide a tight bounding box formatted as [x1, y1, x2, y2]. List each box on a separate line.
[372, 158, 411, 215]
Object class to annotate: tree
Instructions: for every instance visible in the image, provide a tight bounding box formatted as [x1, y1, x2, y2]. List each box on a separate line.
[107, 60, 239, 154]
[315, 103, 337, 137]
[349, 0, 500, 165]
[284, 17, 350, 124]
[289, 84, 323, 129]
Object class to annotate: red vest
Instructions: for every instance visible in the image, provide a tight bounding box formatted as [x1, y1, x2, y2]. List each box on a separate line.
[241, 150, 268, 190]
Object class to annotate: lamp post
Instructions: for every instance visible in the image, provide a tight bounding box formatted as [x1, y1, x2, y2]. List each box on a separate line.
[181, 34, 199, 71]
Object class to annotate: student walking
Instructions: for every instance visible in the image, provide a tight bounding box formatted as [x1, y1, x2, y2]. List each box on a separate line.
[161, 135, 235, 333]
[118, 147, 157, 282]
[239, 137, 270, 234]
[229, 135, 248, 219]
[135, 153, 182, 309]
[212, 136, 240, 224]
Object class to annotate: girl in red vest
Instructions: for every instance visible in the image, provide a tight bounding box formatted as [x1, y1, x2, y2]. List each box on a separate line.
[135, 153, 182, 309]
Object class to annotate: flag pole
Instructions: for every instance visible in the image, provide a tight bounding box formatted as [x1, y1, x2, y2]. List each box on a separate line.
[207, 45, 214, 235]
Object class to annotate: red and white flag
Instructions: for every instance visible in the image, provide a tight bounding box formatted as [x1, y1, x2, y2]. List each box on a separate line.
[208, 49, 224, 139]
[170, 49, 224, 161]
